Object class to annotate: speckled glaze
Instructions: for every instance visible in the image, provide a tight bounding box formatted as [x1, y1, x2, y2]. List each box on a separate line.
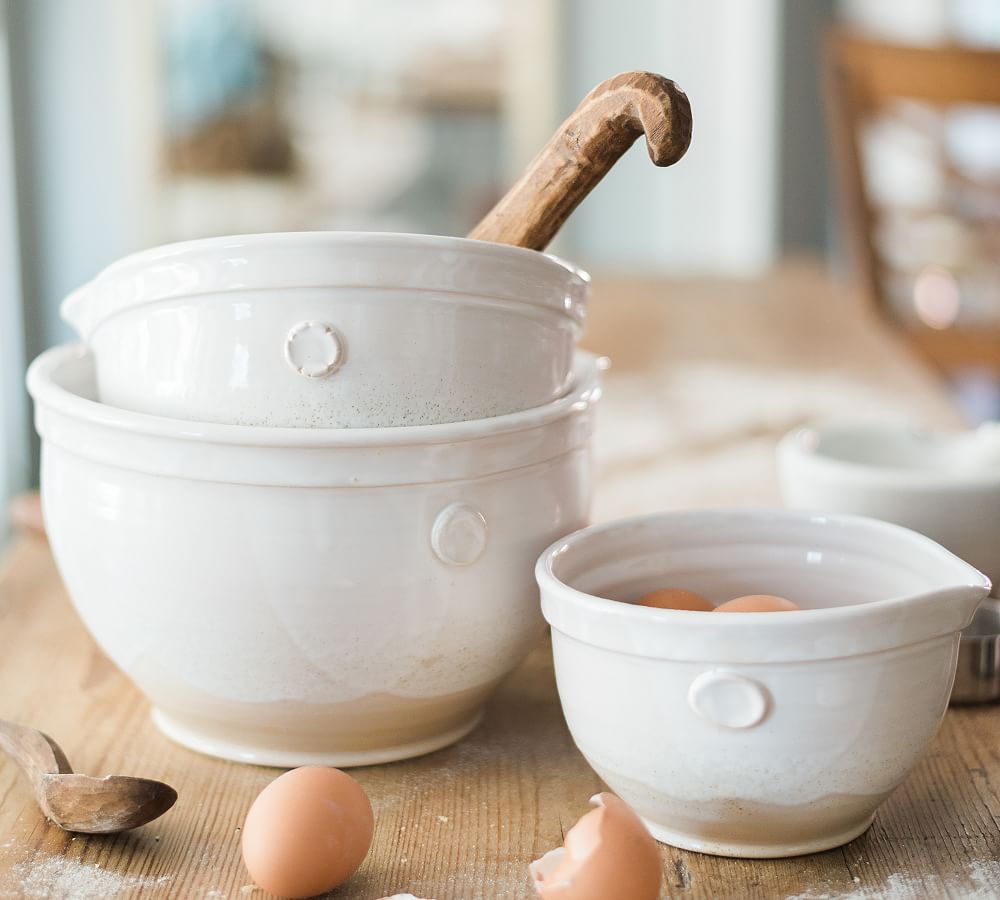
[778, 423, 1000, 591]
[536, 509, 990, 858]
[29, 344, 601, 766]
[61, 232, 589, 428]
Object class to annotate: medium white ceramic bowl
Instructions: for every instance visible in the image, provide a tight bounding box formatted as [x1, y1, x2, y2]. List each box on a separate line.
[536, 508, 990, 858]
[61, 232, 589, 428]
[29, 344, 601, 767]
[778, 423, 1000, 590]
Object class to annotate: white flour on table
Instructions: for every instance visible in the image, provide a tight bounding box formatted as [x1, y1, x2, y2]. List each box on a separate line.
[0, 853, 172, 899]
[785, 858, 1000, 900]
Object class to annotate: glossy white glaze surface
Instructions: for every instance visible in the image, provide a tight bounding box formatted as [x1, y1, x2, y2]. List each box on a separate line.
[61, 232, 590, 427]
[29, 345, 600, 766]
[536, 509, 990, 857]
[778, 424, 1000, 589]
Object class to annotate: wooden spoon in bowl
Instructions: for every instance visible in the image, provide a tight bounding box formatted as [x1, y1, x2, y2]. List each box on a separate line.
[469, 70, 692, 251]
[0, 719, 177, 833]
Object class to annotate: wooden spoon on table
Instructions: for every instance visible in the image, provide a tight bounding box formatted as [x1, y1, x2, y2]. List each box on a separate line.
[0, 719, 177, 833]
[469, 70, 693, 251]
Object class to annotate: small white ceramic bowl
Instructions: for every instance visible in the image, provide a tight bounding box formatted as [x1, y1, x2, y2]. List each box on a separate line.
[777, 423, 1000, 590]
[29, 344, 601, 767]
[61, 232, 589, 428]
[536, 508, 990, 858]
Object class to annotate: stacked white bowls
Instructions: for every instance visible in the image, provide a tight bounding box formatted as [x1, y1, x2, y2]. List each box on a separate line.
[31, 232, 600, 766]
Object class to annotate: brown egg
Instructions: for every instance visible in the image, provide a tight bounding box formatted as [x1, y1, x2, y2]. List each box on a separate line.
[530, 793, 661, 900]
[241, 766, 374, 898]
[635, 588, 714, 612]
[713, 594, 800, 613]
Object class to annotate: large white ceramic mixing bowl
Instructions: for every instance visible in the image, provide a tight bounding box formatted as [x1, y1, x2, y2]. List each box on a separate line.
[61, 232, 589, 427]
[536, 509, 990, 858]
[29, 344, 601, 767]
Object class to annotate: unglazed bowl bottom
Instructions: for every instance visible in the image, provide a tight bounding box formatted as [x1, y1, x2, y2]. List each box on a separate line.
[151, 706, 485, 768]
[640, 813, 876, 859]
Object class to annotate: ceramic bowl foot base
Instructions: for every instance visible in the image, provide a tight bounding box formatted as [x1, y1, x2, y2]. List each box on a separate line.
[152, 707, 485, 768]
[640, 812, 876, 858]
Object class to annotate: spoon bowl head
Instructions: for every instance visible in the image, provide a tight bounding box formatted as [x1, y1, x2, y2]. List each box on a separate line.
[41, 773, 177, 833]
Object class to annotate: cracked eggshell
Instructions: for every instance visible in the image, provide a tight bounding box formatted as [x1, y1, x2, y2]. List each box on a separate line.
[531, 793, 662, 900]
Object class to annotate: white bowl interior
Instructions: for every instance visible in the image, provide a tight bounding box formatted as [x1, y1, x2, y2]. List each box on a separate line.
[551, 511, 972, 611]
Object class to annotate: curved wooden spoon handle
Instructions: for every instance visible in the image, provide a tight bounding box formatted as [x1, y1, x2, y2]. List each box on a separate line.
[468, 71, 692, 251]
[0, 719, 73, 792]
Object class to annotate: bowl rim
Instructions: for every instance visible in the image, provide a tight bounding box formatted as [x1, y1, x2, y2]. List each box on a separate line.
[537, 507, 989, 623]
[61, 231, 591, 340]
[535, 507, 991, 662]
[778, 424, 1000, 490]
[81, 230, 588, 279]
[28, 343, 606, 449]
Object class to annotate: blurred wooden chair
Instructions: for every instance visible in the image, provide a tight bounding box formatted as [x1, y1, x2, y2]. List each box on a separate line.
[825, 28, 1000, 373]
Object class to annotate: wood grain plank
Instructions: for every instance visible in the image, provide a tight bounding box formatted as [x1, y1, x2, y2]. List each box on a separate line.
[3, 515, 1000, 899]
[0, 538, 595, 900]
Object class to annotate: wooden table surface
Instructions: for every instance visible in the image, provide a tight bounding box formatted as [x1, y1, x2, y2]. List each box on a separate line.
[1, 262, 992, 900]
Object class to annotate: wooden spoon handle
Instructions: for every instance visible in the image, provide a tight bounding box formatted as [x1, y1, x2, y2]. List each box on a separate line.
[0, 719, 73, 793]
[468, 71, 692, 251]
[0, 719, 177, 833]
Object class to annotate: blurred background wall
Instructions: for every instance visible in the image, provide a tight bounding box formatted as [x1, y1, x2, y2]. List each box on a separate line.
[2, 0, 1000, 542]
[4, 0, 836, 359]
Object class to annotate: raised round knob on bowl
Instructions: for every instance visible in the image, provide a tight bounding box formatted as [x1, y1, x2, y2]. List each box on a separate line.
[687, 670, 770, 729]
[431, 503, 488, 566]
[284, 321, 345, 379]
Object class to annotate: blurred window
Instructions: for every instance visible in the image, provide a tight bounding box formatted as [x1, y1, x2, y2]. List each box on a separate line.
[155, 0, 508, 241]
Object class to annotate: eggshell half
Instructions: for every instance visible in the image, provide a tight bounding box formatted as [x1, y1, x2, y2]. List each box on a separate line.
[241, 766, 374, 898]
[531, 793, 661, 900]
[635, 588, 713, 612]
[713, 594, 800, 613]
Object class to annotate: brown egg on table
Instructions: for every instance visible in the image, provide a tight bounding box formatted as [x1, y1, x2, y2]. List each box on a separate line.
[634, 587, 713, 612]
[713, 594, 800, 613]
[241, 766, 374, 899]
[530, 792, 662, 900]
